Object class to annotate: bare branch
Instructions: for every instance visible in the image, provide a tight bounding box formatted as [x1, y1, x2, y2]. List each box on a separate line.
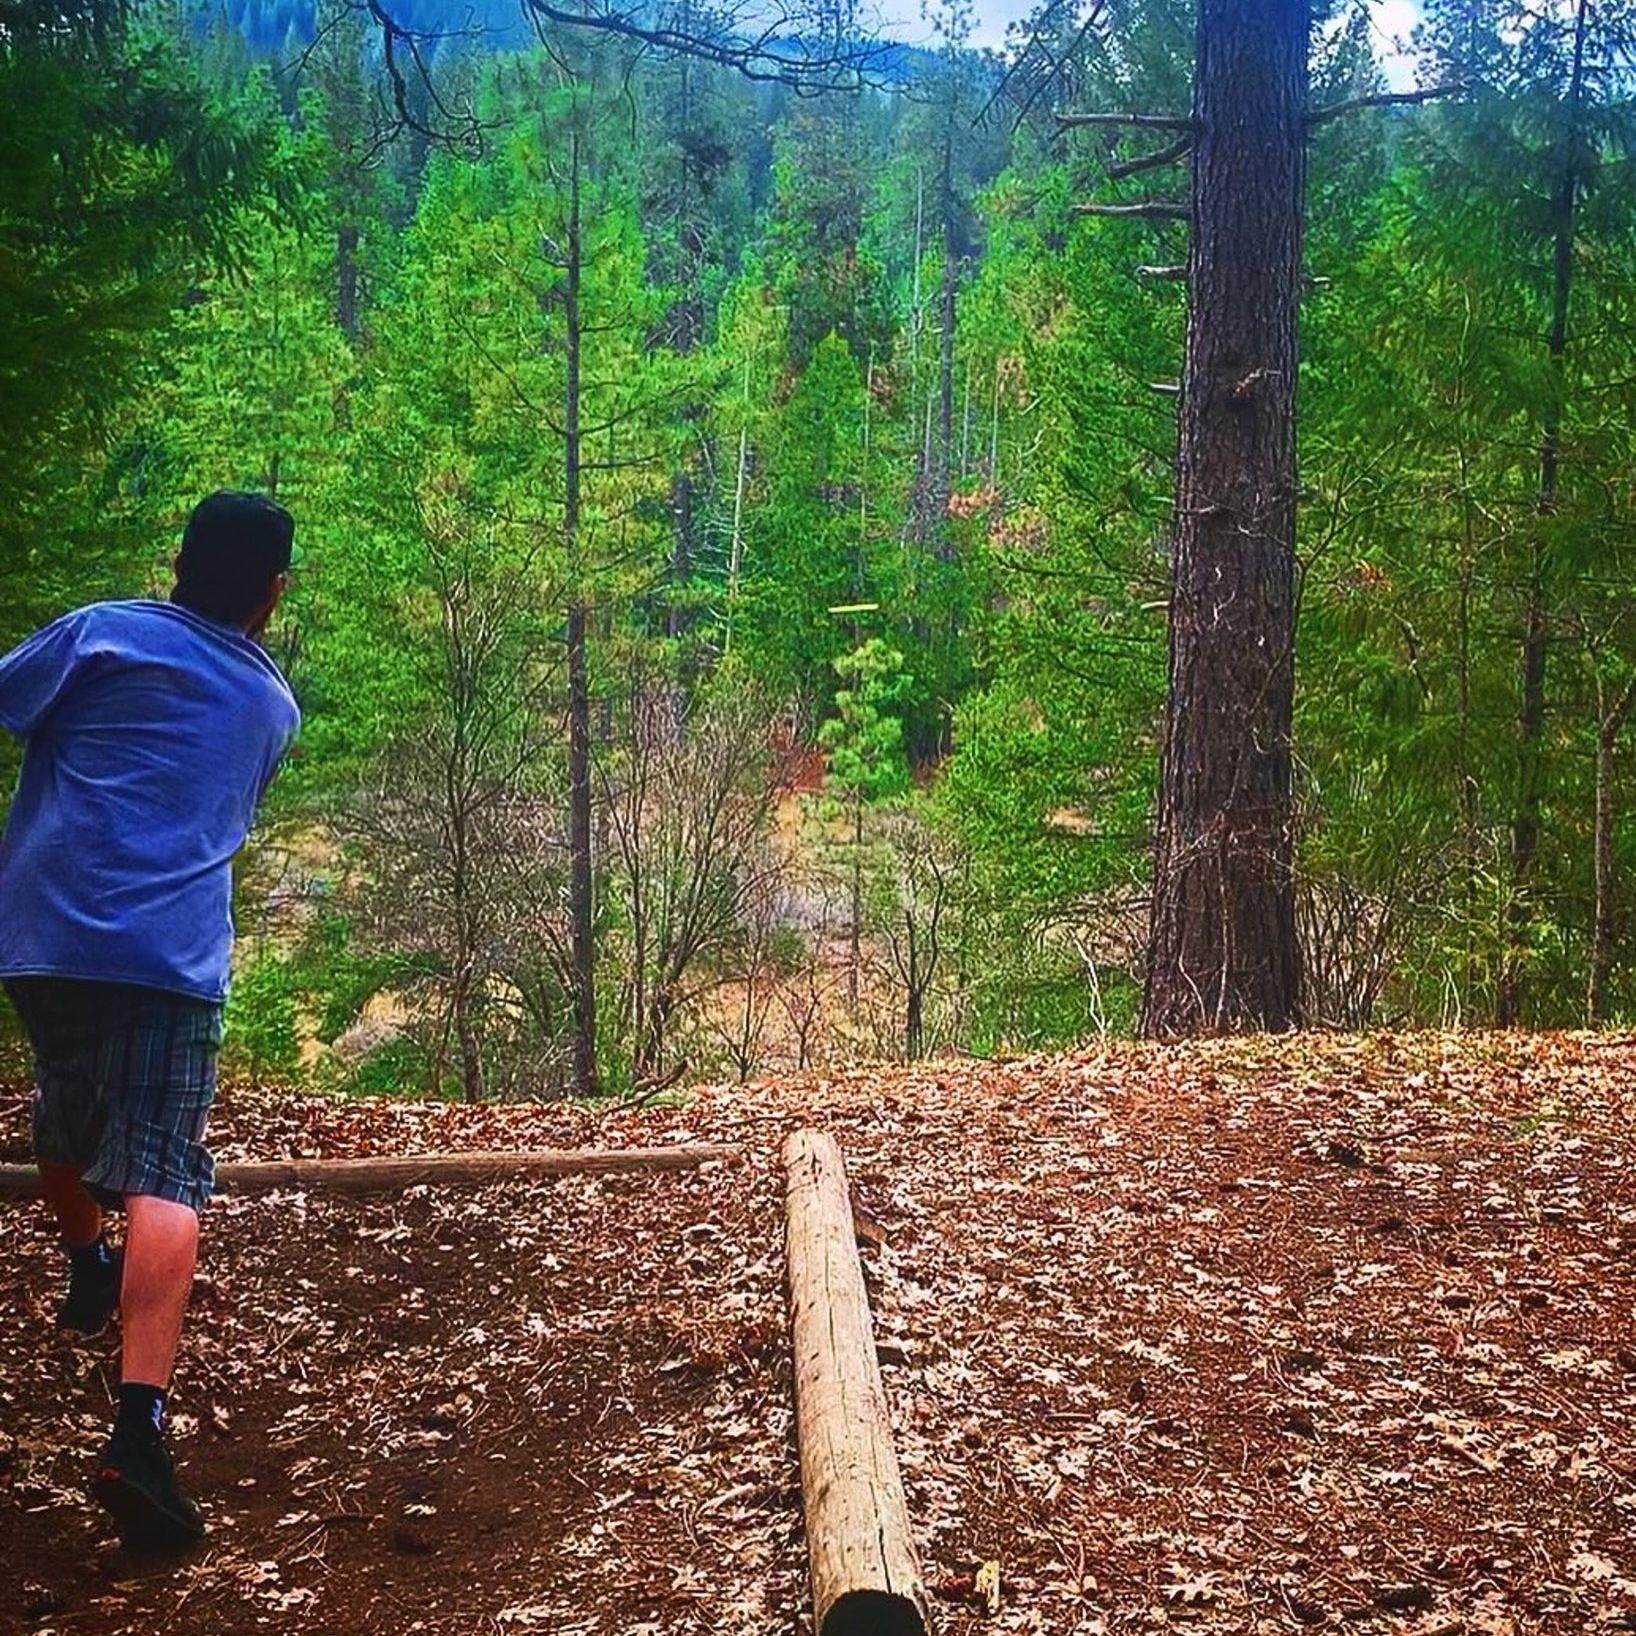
[1074, 200, 1192, 221]
[1058, 111, 1196, 131]
[1106, 134, 1193, 180]
[1307, 84, 1466, 127]
[1136, 263, 1188, 281]
[359, 0, 485, 149]
[977, 0, 1109, 134]
[519, 0, 896, 92]
[353, 0, 901, 152]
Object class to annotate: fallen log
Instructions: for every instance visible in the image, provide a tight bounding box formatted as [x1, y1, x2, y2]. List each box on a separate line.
[0, 1144, 739, 1200]
[783, 1128, 930, 1636]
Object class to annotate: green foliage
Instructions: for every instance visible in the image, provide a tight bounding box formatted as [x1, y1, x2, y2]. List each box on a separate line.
[332, 1031, 446, 1101]
[284, 911, 406, 1045]
[0, 5, 295, 632]
[9, 0, 1636, 1089]
[223, 947, 303, 1086]
[1292, 0, 1636, 1022]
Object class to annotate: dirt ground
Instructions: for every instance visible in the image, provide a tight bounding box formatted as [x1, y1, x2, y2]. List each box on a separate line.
[2, 1030, 1635, 1635]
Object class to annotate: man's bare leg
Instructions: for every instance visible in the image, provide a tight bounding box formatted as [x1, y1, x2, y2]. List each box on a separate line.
[39, 1159, 101, 1247]
[121, 1195, 198, 1389]
[93, 1193, 206, 1548]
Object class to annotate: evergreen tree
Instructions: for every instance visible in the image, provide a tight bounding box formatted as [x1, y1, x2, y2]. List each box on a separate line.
[0, 0, 286, 631]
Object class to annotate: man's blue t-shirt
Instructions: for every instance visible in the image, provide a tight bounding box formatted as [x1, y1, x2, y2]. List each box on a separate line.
[0, 600, 299, 1002]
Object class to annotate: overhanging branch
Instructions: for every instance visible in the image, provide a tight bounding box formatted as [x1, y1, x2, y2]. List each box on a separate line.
[1059, 111, 1196, 131]
[1075, 200, 1191, 221]
[1107, 134, 1193, 180]
[1307, 84, 1466, 126]
[977, 0, 1110, 134]
[519, 0, 896, 90]
[350, 0, 899, 148]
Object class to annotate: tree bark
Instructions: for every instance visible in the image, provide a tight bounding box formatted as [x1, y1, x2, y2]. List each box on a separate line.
[452, 954, 485, 1101]
[1497, 0, 1589, 1027]
[564, 133, 598, 1096]
[667, 470, 694, 643]
[724, 422, 749, 655]
[848, 794, 863, 1014]
[1143, 0, 1308, 1038]
[1500, 565, 1549, 1025]
[1456, 437, 1479, 997]
[903, 914, 923, 1060]
[0, 1146, 739, 1200]
[934, 128, 957, 565]
[337, 220, 361, 339]
[448, 676, 485, 1102]
[783, 1130, 930, 1636]
[567, 604, 595, 1093]
[1588, 675, 1635, 1025]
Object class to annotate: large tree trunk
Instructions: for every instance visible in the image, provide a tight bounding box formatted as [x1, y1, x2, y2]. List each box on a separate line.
[452, 884, 486, 1102]
[1456, 446, 1480, 998]
[1142, 0, 1308, 1038]
[903, 916, 923, 1061]
[1500, 569, 1549, 1025]
[1497, 0, 1589, 1027]
[447, 710, 485, 1103]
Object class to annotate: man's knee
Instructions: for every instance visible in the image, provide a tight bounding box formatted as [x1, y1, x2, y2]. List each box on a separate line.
[124, 1195, 201, 1256]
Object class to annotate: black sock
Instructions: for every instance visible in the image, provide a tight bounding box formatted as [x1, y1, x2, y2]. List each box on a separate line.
[116, 1383, 167, 1438]
[65, 1234, 115, 1274]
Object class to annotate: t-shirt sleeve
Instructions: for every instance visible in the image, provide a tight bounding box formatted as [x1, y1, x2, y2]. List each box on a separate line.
[0, 611, 92, 738]
[256, 693, 301, 802]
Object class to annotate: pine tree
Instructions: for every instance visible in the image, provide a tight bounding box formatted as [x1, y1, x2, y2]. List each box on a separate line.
[819, 638, 911, 1010]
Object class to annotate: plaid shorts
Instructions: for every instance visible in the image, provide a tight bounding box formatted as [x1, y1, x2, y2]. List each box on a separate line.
[5, 976, 223, 1212]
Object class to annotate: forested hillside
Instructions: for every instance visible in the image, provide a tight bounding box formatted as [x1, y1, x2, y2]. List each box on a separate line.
[5, 0, 1635, 1098]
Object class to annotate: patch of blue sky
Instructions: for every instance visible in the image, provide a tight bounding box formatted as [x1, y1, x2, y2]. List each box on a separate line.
[873, 0, 1426, 87]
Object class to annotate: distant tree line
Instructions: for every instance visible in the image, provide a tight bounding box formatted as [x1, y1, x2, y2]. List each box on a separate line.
[4, 0, 1635, 1098]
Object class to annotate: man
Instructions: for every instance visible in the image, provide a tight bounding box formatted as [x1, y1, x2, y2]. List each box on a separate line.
[0, 491, 300, 1551]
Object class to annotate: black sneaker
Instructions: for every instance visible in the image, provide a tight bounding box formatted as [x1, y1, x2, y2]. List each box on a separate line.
[91, 1424, 205, 1551]
[57, 1247, 122, 1336]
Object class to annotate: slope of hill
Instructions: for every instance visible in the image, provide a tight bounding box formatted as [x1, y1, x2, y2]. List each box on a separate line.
[2, 1031, 1633, 1633]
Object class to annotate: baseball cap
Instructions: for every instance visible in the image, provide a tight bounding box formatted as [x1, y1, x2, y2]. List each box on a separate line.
[178, 491, 301, 593]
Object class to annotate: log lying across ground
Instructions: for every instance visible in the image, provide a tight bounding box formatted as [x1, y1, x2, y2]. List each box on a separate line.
[0, 1145, 740, 1200]
[783, 1128, 931, 1636]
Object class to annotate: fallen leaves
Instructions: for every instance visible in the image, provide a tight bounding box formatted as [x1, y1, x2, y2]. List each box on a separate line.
[976, 1556, 1003, 1615]
[2, 1029, 1635, 1632]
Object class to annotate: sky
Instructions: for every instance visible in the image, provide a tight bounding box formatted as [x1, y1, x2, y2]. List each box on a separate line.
[876, 0, 1424, 87]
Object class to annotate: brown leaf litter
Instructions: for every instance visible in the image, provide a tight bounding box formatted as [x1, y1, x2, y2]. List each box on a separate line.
[2, 1029, 1634, 1634]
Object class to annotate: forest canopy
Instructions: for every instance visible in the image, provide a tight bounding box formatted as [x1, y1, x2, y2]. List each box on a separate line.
[3, 0, 1635, 1097]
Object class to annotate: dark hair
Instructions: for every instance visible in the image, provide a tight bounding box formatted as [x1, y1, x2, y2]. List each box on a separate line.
[173, 491, 295, 626]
